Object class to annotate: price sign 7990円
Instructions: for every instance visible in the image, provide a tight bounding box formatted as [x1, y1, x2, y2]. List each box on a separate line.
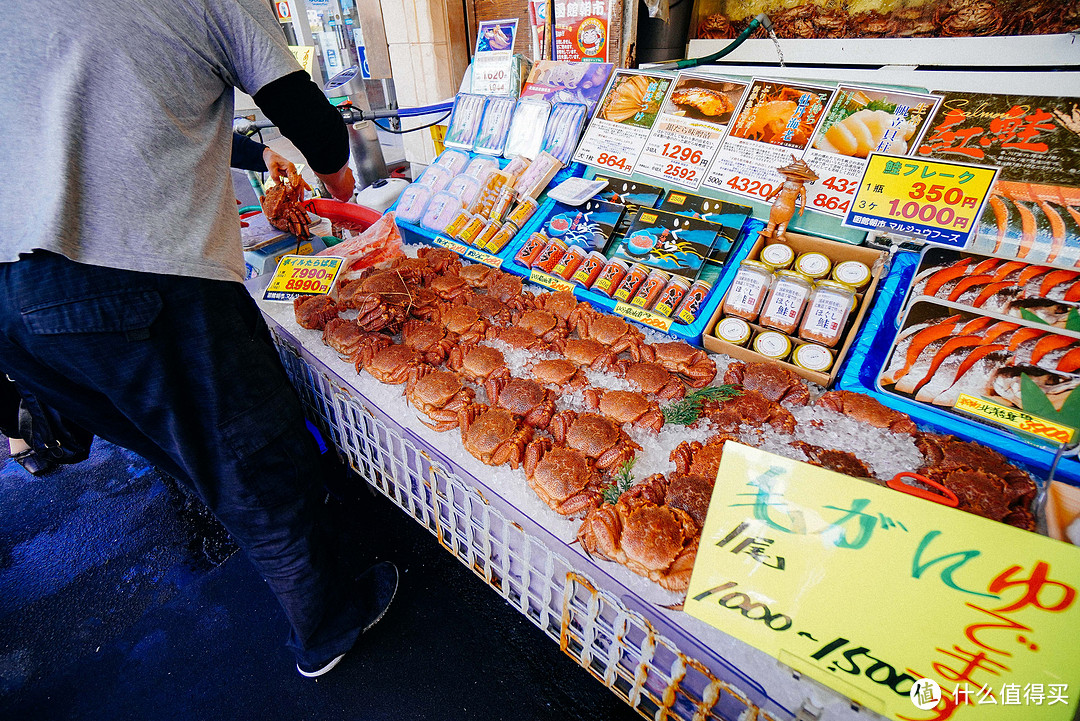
[844, 153, 999, 248]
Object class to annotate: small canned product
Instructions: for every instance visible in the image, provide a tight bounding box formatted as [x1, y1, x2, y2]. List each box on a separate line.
[630, 269, 671, 308]
[475, 221, 500, 250]
[715, 316, 752, 347]
[613, 263, 649, 302]
[533, 238, 568, 274]
[759, 270, 813, 334]
[792, 341, 835, 372]
[458, 214, 489, 245]
[652, 276, 691, 317]
[673, 278, 712, 324]
[488, 186, 517, 223]
[753, 330, 792, 361]
[832, 260, 872, 292]
[571, 251, 606, 287]
[759, 243, 795, 271]
[794, 251, 832, 280]
[515, 232, 549, 267]
[799, 279, 856, 348]
[485, 222, 518, 253]
[722, 260, 773, 322]
[505, 196, 539, 228]
[552, 244, 588, 280]
[442, 209, 472, 239]
[593, 258, 629, 298]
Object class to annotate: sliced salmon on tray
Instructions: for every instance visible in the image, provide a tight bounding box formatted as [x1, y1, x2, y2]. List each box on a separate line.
[910, 259, 972, 298]
[1007, 326, 1045, 351]
[893, 317, 995, 394]
[948, 274, 998, 303]
[1029, 333, 1078, 365]
[1038, 268, 1079, 298]
[1054, 346, 1080, 374]
[972, 281, 1020, 313]
[879, 315, 964, 385]
[1036, 341, 1080, 373]
[916, 343, 1006, 403]
[902, 335, 996, 397]
[989, 260, 1027, 282]
[933, 347, 1011, 407]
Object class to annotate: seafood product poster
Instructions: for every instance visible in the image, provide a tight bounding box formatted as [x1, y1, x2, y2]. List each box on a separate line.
[572, 70, 674, 176]
[919, 92, 1080, 269]
[519, 61, 614, 117]
[528, 0, 612, 63]
[700, 78, 835, 204]
[844, 153, 998, 248]
[610, 208, 724, 279]
[472, 19, 517, 95]
[634, 73, 749, 190]
[686, 442, 1080, 721]
[803, 85, 942, 219]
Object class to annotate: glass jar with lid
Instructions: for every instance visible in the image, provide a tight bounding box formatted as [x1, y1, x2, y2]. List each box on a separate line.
[759, 270, 813, 334]
[722, 260, 773, 322]
[798, 280, 857, 347]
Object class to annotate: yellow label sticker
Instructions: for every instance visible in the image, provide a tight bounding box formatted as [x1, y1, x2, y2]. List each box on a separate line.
[640, 212, 658, 223]
[845, 153, 998, 248]
[668, 193, 686, 204]
[955, 394, 1075, 445]
[263, 254, 343, 301]
[529, 269, 575, 294]
[686, 442, 1080, 721]
[434, 237, 504, 268]
[613, 301, 673, 332]
[287, 46, 315, 76]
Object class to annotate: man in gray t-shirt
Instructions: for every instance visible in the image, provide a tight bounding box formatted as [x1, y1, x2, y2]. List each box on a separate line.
[0, 0, 397, 678]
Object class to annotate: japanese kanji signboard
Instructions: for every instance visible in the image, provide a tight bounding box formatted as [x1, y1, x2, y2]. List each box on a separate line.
[686, 443, 1080, 721]
[263, 255, 343, 301]
[843, 153, 998, 247]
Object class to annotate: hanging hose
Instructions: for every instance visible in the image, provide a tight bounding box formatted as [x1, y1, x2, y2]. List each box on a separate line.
[656, 13, 772, 70]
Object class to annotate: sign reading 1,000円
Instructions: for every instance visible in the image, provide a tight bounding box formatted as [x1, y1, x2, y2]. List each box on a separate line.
[685, 443, 1080, 721]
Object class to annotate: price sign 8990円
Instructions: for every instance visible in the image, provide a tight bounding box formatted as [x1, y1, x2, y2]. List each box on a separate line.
[844, 153, 999, 248]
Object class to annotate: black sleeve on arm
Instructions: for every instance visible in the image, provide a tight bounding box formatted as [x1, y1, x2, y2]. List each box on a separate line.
[231, 133, 267, 172]
[253, 71, 350, 175]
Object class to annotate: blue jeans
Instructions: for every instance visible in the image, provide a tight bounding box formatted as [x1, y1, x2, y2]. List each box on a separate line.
[0, 251, 361, 667]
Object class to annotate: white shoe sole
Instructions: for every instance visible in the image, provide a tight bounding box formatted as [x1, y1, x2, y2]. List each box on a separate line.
[297, 652, 345, 678]
[363, 566, 398, 633]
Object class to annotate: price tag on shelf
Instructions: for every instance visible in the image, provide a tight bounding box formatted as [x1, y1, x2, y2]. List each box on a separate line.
[634, 73, 748, 190]
[613, 301, 673, 332]
[955, 394, 1075, 445]
[434, 236, 504, 268]
[263, 254, 343, 302]
[572, 70, 674, 177]
[686, 443, 1080, 721]
[529, 269, 575, 293]
[843, 154, 998, 248]
[700, 78, 834, 203]
[803, 86, 942, 218]
[471, 19, 518, 95]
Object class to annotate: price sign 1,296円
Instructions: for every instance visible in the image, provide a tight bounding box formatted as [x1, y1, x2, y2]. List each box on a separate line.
[844, 153, 999, 248]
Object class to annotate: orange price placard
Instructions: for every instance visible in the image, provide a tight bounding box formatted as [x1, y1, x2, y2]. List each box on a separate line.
[955, 394, 1075, 445]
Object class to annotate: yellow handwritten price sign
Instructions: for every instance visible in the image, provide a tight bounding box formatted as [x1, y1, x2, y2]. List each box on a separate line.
[955, 394, 1075, 445]
[686, 443, 1080, 721]
[844, 153, 998, 248]
[529, 269, 575, 294]
[613, 300, 673, 332]
[263, 255, 343, 302]
[433, 237, 504, 268]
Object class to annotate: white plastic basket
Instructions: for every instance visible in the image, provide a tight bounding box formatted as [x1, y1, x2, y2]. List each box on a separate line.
[270, 324, 783, 721]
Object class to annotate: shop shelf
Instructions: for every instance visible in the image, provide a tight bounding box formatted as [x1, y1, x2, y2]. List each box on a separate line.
[837, 250, 1080, 487]
[251, 278, 877, 721]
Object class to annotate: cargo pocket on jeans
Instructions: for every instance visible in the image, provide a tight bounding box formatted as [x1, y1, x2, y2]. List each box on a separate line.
[21, 289, 162, 340]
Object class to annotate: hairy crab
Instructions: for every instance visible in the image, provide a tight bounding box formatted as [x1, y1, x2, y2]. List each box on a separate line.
[534, 291, 581, 323]
[670, 433, 740, 479]
[465, 293, 512, 327]
[698, 389, 797, 434]
[554, 338, 624, 374]
[572, 309, 647, 362]
[814, 391, 917, 434]
[294, 295, 339, 330]
[386, 256, 436, 287]
[486, 326, 551, 353]
[513, 309, 569, 344]
[416, 246, 462, 276]
[458, 404, 533, 469]
[621, 362, 686, 402]
[356, 343, 423, 385]
[485, 272, 534, 312]
[550, 411, 640, 473]
[402, 319, 456, 366]
[337, 270, 410, 333]
[583, 389, 665, 433]
[405, 287, 440, 322]
[447, 344, 511, 386]
[577, 477, 700, 593]
[262, 176, 311, 238]
[322, 317, 391, 361]
[791, 441, 875, 479]
[458, 263, 495, 288]
[404, 368, 475, 431]
[531, 358, 589, 391]
[428, 273, 471, 303]
[436, 303, 488, 345]
[486, 376, 557, 430]
[523, 439, 605, 516]
[724, 361, 810, 406]
[640, 342, 717, 388]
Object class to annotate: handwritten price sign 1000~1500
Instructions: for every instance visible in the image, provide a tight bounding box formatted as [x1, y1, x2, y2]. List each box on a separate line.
[685, 443, 1079, 721]
[843, 154, 998, 248]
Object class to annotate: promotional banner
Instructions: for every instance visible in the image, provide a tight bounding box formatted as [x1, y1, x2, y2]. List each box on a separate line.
[529, 0, 612, 62]
[701, 78, 835, 204]
[686, 442, 1080, 721]
[634, 73, 749, 190]
[572, 70, 674, 175]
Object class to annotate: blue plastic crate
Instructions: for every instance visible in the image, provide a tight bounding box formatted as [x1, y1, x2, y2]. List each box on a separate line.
[836, 250, 1079, 486]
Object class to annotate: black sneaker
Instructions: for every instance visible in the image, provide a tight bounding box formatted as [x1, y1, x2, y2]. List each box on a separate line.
[295, 561, 399, 678]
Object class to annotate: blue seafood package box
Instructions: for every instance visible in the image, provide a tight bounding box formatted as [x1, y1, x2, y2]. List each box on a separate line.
[611, 208, 728, 280]
[543, 199, 625, 251]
